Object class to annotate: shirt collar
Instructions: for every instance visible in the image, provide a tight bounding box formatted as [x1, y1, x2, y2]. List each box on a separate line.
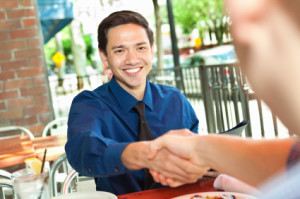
[109, 77, 153, 114]
[143, 80, 153, 111]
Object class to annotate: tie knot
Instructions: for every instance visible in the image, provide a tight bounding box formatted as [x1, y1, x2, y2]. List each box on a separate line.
[133, 102, 145, 117]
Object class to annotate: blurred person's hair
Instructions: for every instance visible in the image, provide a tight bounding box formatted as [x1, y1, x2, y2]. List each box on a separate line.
[97, 10, 154, 55]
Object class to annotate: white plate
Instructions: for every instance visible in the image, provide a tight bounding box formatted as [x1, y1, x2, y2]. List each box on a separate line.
[52, 191, 117, 199]
[172, 191, 257, 199]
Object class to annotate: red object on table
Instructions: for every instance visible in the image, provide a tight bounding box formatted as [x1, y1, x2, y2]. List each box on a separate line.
[0, 136, 36, 169]
[32, 134, 67, 162]
[117, 178, 217, 199]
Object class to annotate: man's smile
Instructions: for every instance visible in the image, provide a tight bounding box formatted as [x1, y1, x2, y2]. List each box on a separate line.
[124, 67, 142, 74]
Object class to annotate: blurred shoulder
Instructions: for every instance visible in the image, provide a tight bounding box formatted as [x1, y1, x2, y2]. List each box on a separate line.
[72, 83, 110, 103]
[149, 82, 187, 101]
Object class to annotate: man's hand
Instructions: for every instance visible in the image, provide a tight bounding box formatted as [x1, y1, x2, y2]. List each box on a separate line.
[147, 131, 210, 187]
[121, 129, 209, 186]
[147, 146, 208, 185]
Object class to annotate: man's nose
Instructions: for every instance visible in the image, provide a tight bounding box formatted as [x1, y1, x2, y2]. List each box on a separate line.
[125, 51, 139, 65]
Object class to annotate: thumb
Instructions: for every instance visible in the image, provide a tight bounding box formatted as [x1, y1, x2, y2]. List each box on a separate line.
[148, 138, 165, 160]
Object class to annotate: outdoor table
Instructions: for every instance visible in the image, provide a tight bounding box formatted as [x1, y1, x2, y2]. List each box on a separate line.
[117, 178, 217, 199]
[0, 136, 36, 169]
[33, 134, 67, 162]
[0, 134, 68, 169]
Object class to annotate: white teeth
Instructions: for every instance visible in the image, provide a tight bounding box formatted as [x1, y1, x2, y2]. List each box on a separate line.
[125, 68, 140, 73]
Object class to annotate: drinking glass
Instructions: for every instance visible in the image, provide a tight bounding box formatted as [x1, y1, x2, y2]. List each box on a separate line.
[11, 168, 50, 199]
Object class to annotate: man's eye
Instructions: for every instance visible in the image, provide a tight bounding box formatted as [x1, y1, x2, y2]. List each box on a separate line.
[138, 46, 147, 50]
[114, 49, 124, 54]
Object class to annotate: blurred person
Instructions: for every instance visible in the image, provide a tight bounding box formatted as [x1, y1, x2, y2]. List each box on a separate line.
[65, 10, 202, 195]
[148, 0, 300, 194]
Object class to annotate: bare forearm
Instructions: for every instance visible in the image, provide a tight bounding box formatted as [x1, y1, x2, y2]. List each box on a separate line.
[196, 135, 296, 186]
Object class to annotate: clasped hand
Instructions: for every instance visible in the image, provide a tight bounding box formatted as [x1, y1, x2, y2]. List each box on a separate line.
[147, 129, 209, 187]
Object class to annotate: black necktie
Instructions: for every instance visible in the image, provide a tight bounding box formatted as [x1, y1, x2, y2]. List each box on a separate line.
[133, 102, 155, 189]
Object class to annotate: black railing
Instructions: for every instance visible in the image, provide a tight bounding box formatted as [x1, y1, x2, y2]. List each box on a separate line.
[48, 66, 288, 138]
[148, 63, 287, 138]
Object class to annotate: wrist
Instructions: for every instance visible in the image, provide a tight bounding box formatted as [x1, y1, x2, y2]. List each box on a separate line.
[121, 141, 150, 170]
[194, 135, 217, 168]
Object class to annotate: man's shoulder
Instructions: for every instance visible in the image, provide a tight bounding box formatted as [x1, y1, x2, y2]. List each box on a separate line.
[73, 83, 110, 102]
[149, 82, 186, 102]
[149, 82, 181, 94]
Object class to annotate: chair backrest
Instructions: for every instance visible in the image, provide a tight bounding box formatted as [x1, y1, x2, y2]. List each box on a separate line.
[42, 117, 68, 137]
[62, 170, 96, 195]
[0, 126, 34, 140]
[0, 170, 11, 180]
[49, 153, 72, 197]
[0, 180, 14, 199]
[62, 170, 77, 194]
[0, 170, 13, 199]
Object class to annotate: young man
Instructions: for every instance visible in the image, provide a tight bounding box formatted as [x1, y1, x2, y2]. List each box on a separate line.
[148, 0, 300, 196]
[65, 10, 201, 195]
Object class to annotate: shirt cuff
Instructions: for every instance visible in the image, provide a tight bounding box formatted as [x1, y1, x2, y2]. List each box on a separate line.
[287, 139, 300, 168]
[103, 142, 131, 175]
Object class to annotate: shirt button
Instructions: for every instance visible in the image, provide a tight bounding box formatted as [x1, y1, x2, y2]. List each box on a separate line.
[88, 168, 92, 173]
[114, 167, 119, 173]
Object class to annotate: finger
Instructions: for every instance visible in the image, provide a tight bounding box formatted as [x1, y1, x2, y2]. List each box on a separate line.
[151, 135, 195, 160]
[151, 151, 204, 182]
[160, 154, 209, 182]
[157, 173, 168, 186]
[149, 170, 160, 183]
[148, 137, 167, 160]
[166, 129, 195, 137]
[165, 177, 194, 188]
[168, 180, 188, 187]
[148, 146, 159, 160]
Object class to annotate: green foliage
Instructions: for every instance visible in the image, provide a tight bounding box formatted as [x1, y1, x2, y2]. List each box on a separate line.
[43, 25, 93, 69]
[43, 38, 56, 65]
[172, 0, 228, 45]
[82, 34, 93, 66]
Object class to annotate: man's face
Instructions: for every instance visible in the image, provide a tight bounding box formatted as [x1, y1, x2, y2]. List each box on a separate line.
[99, 23, 154, 94]
[226, 0, 300, 133]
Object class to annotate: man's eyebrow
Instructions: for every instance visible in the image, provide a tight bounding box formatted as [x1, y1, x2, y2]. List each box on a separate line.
[111, 45, 124, 50]
[136, 42, 148, 46]
[111, 42, 148, 50]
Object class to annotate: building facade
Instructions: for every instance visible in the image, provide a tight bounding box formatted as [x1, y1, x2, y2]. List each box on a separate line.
[0, 0, 54, 135]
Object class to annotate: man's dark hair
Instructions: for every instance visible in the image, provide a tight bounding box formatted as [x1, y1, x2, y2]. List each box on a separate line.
[97, 10, 154, 55]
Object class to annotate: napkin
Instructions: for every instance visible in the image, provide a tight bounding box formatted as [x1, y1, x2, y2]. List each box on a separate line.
[213, 174, 260, 195]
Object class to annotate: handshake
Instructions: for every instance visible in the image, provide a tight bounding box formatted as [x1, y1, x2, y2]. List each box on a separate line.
[121, 129, 213, 188]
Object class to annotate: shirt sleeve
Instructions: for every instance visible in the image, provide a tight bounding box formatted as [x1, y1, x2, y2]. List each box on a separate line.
[287, 139, 300, 168]
[65, 91, 131, 177]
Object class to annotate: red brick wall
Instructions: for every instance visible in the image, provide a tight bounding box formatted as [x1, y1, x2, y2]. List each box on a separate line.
[0, 0, 54, 135]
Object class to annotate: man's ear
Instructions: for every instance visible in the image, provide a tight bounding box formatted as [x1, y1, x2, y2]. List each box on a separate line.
[99, 50, 109, 67]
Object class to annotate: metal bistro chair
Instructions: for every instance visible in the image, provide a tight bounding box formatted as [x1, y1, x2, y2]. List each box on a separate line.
[49, 153, 73, 197]
[0, 170, 13, 199]
[62, 170, 96, 195]
[0, 126, 34, 140]
[42, 117, 68, 186]
[0, 127, 34, 199]
[42, 117, 68, 137]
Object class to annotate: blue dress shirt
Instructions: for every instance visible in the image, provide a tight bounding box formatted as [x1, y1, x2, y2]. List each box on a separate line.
[65, 77, 199, 195]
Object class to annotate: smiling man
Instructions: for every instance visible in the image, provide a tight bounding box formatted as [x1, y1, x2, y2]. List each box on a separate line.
[65, 10, 202, 195]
